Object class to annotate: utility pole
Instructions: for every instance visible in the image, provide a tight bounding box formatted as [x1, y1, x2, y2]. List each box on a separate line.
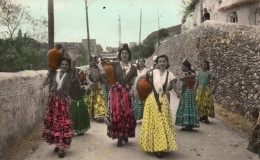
[156, 0, 160, 46]
[139, 9, 142, 44]
[48, 0, 54, 49]
[139, 9, 142, 57]
[156, 0, 160, 30]
[85, 0, 91, 58]
[118, 15, 121, 48]
[200, 0, 204, 23]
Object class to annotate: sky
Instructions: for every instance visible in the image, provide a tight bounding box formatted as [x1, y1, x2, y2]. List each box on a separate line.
[15, 0, 183, 48]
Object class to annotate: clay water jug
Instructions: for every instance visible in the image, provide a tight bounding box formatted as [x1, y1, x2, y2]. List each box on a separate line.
[137, 78, 152, 101]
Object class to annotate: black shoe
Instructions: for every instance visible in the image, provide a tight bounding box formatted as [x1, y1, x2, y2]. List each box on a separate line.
[117, 139, 123, 147]
[54, 147, 59, 153]
[123, 137, 128, 143]
[204, 116, 209, 124]
[181, 126, 193, 131]
[58, 149, 65, 158]
[156, 152, 163, 159]
[78, 133, 84, 136]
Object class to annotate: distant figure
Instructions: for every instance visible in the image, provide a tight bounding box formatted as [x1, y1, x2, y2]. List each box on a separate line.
[86, 55, 107, 122]
[202, 8, 210, 22]
[195, 61, 217, 124]
[133, 58, 149, 121]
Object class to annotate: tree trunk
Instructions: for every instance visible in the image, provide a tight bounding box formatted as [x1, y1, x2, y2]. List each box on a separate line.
[48, 0, 54, 49]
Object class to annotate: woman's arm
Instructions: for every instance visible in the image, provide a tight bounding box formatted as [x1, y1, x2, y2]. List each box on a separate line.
[97, 62, 107, 79]
[210, 75, 217, 94]
[169, 80, 181, 98]
[180, 74, 196, 81]
[42, 71, 51, 86]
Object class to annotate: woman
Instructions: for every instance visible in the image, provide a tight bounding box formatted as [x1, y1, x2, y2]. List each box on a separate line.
[195, 60, 216, 124]
[98, 44, 137, 147]
[175, 59, 199, 131]
[133, 58, 149, 120]
[139, 54, 180, 159]
[86, 55, 107, 122]
[70, 69, 90, 136]
[42, 56, 78, 158]
[100, 57, 111, 103]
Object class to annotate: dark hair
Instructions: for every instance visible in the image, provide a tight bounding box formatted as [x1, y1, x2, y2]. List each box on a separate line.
[155, 54, 170, 69]
[137, 58, 146, 69]
[203, 60, 210, 70]
[182, 59, 195, 73]
[90, 55, 98, 61]
[118, 44, 132, 61]
[61, 58, 71, 70]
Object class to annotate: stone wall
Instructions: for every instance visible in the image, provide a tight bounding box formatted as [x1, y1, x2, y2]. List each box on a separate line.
[0, 70, 48, 152]
[147, 21, 260, 118]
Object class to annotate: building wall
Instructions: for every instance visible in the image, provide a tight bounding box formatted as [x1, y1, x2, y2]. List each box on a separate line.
[82, 39, 97, 55]
[182, 1, 260, 32]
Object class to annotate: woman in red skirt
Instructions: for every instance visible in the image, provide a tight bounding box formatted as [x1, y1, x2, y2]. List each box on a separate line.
[42, 56, 78, 158]
[99, 44, 137, 147]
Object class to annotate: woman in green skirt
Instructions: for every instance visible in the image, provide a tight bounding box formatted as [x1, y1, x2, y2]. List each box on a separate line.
[70, 69, 90, 135]
[175, 59, 199, 131]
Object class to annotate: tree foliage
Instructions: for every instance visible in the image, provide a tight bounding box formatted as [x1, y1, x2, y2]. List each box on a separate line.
[180, 0, 199, 22]
[0, 0, 49, 72]
[0, 0, 30, 40]
[0, 37, 48, 72]
[131, 29, 169, 60]
[26, 17, 48, 43]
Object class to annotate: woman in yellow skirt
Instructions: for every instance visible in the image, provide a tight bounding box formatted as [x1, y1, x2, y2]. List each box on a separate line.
[195, 60, 217, 124]
[86, 55, 107, 122]
[139, 55, 181, 159]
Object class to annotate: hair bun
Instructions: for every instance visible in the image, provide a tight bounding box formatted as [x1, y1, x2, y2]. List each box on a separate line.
[122, 43, 129, 49]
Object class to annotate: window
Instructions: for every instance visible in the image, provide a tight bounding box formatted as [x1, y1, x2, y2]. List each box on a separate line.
[230, 12, 238, 23]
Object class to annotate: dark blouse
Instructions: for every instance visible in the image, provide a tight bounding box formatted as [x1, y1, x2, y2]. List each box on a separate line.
[110, 62, 137, 87]
[50, 71, 79, 97]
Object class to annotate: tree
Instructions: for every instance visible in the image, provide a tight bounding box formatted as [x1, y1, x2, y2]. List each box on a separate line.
[0, 0, 30, 40]
[26, 17, 48, 44]
[180, 0, 199, 21]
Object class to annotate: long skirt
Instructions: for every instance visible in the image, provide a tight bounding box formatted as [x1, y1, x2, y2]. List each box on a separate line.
[139, 93, 177, 152]
[196, 86, 215, 117]
[133, 98, 144, 120]
[88, 83, 107, 119]
[42, 94, 72, 149]
[175, 88, 199, 127]
[71, 98, 90, 134]
[107, 83, 136, 139]
[101, 83, 109, 103]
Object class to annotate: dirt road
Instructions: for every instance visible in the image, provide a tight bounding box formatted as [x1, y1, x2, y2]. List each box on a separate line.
[23, 93, 258, 160]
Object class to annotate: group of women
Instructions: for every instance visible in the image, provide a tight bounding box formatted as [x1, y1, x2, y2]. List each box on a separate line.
[41, 43, 217, 159]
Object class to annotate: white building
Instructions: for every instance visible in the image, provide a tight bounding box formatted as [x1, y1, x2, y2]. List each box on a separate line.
[182, 0, 260, 32]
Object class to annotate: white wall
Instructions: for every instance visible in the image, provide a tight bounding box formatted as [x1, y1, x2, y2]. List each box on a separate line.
[0, 71, 49, 152]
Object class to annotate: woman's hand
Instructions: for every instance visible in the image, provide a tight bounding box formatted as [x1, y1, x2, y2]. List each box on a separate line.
[177, 92, 181, 99]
